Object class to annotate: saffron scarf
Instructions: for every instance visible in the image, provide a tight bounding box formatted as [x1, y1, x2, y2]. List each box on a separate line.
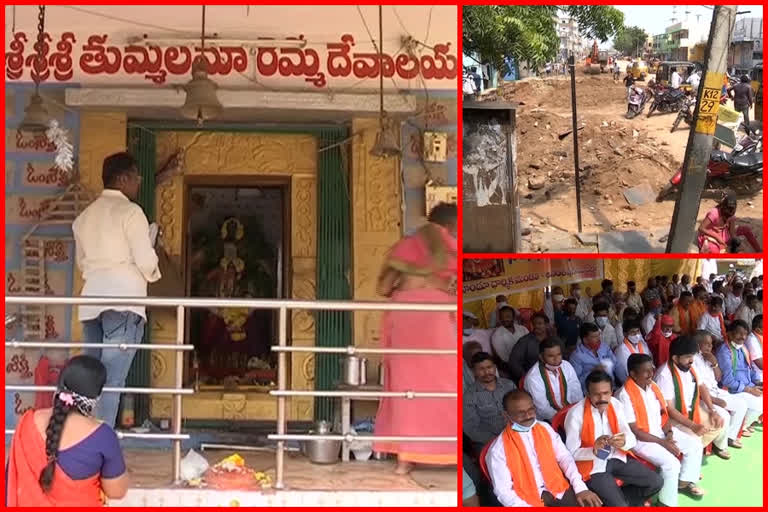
[676, 304, 692, 334]
[539, 363, 569, 410]
[501, 423, 569, 506]
[6, 411, 105, 507]
[668, 360, 701, 424]
[623, 338, 645, 354]
[576, 399, 624, 481]
[624, 378, 669, 433]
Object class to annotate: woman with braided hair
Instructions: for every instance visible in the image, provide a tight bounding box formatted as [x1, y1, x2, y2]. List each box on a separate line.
[6, 356, 129, 506]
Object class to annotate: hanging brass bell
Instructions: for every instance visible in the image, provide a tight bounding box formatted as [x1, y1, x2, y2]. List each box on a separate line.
[19, 92, 49, 133]
[180, 58, 223, 124]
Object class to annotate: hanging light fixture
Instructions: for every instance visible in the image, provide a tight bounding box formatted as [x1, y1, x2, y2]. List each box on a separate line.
[370, 5, 401, 158]
[181, 6, 223, 125]
[19, 5, 50, 133]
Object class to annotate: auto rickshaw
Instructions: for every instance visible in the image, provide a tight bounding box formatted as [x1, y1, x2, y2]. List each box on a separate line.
[750, 63, 762, 120]
[656, 61, 697, 92]
[629, 60, 649, 81]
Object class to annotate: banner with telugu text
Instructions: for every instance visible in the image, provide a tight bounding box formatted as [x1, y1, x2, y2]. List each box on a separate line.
[462, 259, 604, 301]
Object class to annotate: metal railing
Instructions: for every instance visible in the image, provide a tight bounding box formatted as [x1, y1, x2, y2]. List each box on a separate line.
[5, 295, 457, 489]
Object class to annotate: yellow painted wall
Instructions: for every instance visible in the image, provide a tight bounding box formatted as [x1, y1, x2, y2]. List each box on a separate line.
[464, 259, 703, 328]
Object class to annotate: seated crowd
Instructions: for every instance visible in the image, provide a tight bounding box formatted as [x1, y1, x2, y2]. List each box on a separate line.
[463, 272, 763, 507]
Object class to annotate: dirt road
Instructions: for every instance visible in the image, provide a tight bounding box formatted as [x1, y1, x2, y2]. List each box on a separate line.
[495, 64, 763, 252]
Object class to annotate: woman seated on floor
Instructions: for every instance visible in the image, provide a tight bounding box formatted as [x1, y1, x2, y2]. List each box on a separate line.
[6, 355, 129, 506]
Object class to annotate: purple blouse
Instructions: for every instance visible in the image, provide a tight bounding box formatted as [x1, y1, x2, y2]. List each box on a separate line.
[57, 423, 126, 480]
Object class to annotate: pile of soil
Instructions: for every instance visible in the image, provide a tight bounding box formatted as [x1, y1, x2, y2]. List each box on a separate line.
[480, 72, 683, 231]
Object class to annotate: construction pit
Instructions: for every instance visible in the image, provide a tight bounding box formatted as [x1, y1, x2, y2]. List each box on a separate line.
[483, 65, 763, 253]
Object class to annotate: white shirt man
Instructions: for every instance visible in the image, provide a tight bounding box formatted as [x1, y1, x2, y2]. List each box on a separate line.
[614, 335, 651, 385]
[72, 152, 161, 429]
[693, 352, 749, 443]
[697, 312, 726, 343]
[641, 312, 657, 337]
[735, 301, 756, 327]
[671, 70, 682, 89]
[74, 189, 161, 321]
[744, 332, 763, 382]
[524, 361, 583, 421]
[463, 312, 493, 355]
[486, 421, 588, 506]
[655, 362, 728, 451]
[617, 376, 702, 507]
[491, 323, 530, 363]
[687, 71, 701, 93]
[626, 292, 644, 317]
[725, 292, 743, 316]
[564, 396, 637, 475]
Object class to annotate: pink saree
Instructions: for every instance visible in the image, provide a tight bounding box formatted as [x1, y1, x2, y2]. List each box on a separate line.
[373, 223, 457, 465]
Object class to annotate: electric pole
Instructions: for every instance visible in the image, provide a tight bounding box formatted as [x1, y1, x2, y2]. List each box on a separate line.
[666, 6, 737, 253]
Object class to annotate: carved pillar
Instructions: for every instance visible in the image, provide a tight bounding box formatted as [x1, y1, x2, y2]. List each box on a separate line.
[350, 119, 403, 349]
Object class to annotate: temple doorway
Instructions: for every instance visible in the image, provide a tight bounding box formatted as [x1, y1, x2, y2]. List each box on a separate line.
[184, 183, 287, 391]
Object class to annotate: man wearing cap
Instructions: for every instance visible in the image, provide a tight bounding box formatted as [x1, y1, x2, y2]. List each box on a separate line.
[463, 310, 492, 355]
[646, 314, 677, 368]
[544, 287, 567, 324]
[488, 295, 509, 328]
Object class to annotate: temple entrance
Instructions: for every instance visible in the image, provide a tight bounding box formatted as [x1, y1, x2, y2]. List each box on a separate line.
[184, 183, 287, 391]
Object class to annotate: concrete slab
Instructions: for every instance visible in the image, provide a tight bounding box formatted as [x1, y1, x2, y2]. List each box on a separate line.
[597, 230, 666, 253]
[575, 232, 598, 245]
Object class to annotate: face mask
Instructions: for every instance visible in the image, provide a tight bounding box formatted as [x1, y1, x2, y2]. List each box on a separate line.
[652, 308, 662, 315]
[662, 330, 673, 338]
[573, 290, 582, 298]
[731, 341, 741, 350]
[463, 328, 473, 336]
[545, 363, 561, 372]
[629, 333, 643, 344]
[596, 316, 609, 328]
[553, 294, 565, 303]
[511, 420, 536, 432]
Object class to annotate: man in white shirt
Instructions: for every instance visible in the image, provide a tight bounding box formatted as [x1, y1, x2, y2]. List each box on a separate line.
[570, 283, 591, 321]
[523, 337, 583, 421]
[724, 281, 744, 317]
[735, 294, 759, 328]
[655, 336, 728, 458]
[487, 294, 508, 328]
[687, 70, 701, 95]
[593, 302, 618, 350]
[670, 68, 682, 89]
[697, 296, 727, 343]
[614, 318, 651, 385]
[625, 281, 644, 317]
[642, 299, 662, 336]
[486, 389, 603, 507]
[618, 353, 705, 505]
[491, 306, 529, 367]
[73, 152, 161, 428]
[463, 311, 492, 355]
[564, 370, 663, 506]
[745, 315, 763, 382]
[692, 330, 750, 449]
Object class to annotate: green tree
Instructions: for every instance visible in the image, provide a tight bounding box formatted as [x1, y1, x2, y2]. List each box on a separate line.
[463, 5, 624, 72]
[613, 26, 649, 57]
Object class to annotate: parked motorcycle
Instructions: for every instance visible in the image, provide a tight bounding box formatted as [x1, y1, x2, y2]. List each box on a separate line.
[647, 87, 688, 117]
[656, 137, 763, 201]
[670, 96, 697, 132]
[626, 86, 650, 119]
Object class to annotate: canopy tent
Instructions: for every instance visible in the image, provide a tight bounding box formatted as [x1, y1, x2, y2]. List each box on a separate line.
[463, 259, 703, 329]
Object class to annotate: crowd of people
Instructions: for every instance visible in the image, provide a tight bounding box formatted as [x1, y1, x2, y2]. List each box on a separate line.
[463, 270, 763, 507]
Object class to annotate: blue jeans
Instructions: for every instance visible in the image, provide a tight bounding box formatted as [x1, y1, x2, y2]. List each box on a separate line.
[82, 310, 145, 428]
